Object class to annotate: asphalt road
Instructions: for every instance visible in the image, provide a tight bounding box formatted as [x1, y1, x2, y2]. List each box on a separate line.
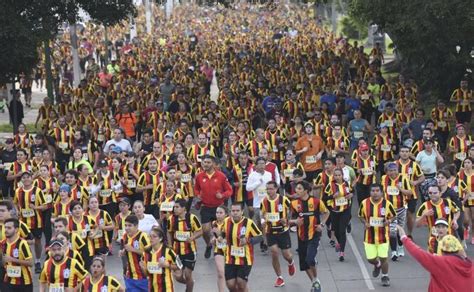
[30, 205, 473, 292]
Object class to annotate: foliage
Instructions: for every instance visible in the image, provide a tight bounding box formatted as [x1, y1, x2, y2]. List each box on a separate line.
[0, 0, 136, 86]
[348, 0, 474, 99]
[340, 15, 367, 40]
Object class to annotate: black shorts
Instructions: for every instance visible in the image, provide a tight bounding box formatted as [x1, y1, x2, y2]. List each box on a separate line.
[31, 228, 42, 239]
[407, 198, 418, 213]
[200, 206, 217, 224]
[297, 236, 320, 271]
[225, 264, 252, 281]
[3, 283, 33, 292]
[456, 111, 472, 124]
[94, 246, 109, 256]
[267, 230, 291, 250]
[179, 253, 196, 271]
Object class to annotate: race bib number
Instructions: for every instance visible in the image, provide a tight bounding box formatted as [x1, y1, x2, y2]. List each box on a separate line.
[335, 197, 348, 206]
[58, 142, 68, 150]
[21, 209, 35, 218]
[94, 229, 103, 238]
[50, 283, 65, 292]
[265, 213, 280, 223]
[381, 144, 391, 152]
[217, 241, 227, 249]
[100, 189, 112, 197]
[272, 146, 278, 153]
[306, 155, 317, 164]
[353, 131, 364, 139]
[385, 120, 394, 127]
[6, 265, 21, 278]
[361, 168, 373, 176]
[127, 180, 137, 188]
[147, 262, 163, 274]
[74, 229, 88, 239]
[181, 173, 192, 183]
[230, 246, 245, 258]
[455, 152, 466, 161]
[175, 231, 191, 242]
[283, 169, 294, 178]
[44, 194, 53, 204]
[387, 186, 400, 196]
[369, 217, 384, 227]
[160, 202, 175, 212]
[437, 121, 447, 128]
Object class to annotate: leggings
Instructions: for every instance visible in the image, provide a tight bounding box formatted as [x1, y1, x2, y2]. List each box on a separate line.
[331, 208, 351, 252]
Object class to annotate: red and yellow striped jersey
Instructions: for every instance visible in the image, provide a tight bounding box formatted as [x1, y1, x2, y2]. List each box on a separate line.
[8, 161, 32, 187]
[174, 164, 196, 198]
[114, 211, 131, 242]
[416, 198, 459, 240]
[313, 170, 333, 188]
[290, 197, 328, 241]
[246, 139, 271, 158]
[327, 136, 350, 158]
[220, 216, 262, 266]
[86, 209, 113, 250]
[353, 155, 377, 185]
[457, 170, 474, 206]
[232, 163, 254, 203]
[187, 144, 216, 167]
[67, 215, 96, 257]
[358, 198, 396, 244]
[33, 176, 58, 206]
[450, 88, 473, 112]
[381, 174, 412, 209]
[280, 161, 305, 182]
[79, 274, 122, 292]
[323, 181, 352, 212]
[53, 198, 73, 218]
[13, 186, 46, 229]
[261, 194, 291, 234]
[0, 221, 32, 241]
[372, 134, 395, 161]
[143, 245, 179, 292]
[0, 236, 33, 285]
[449, 135, 472, 161]
[138, 170, 163, 206]
[121, 230, 151, 280]
[92, 171, 118, 205]
[167, 214, 202, 255]
[431, 107, 453, 131]
[40, 257, 88, 288]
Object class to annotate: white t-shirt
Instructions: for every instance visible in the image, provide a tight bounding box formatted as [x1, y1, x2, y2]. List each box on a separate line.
[138, 214, 158, 234]
[103, 138, 133, 154]
[246, 170, 273, 208]
[416, 150, 437, 175]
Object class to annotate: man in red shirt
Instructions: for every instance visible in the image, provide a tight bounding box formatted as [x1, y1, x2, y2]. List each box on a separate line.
[194, 155, 232, 259]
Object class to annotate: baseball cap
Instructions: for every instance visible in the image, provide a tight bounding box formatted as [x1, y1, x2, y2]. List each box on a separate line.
[304, 122, 314, 128]
[439, 235, 464, 253]
[359, 143, 369, 151]
[49, 239, 65, 248]
[434, 219, 449, 227]
[455, 123, 465, 130]
[386, 162, 398, 170]
[98, 159, 108, 167]
[111, 146, 122, 153]
[59, 184, 71, 193]
[165, 132, 173, 138]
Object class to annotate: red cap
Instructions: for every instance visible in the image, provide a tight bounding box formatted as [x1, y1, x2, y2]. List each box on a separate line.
[359, 143, 369, 151]
[456, 123, 465, 129]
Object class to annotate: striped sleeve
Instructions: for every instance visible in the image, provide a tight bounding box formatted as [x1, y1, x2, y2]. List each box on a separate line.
[248, 219, 262, 237]
[191, 214, 202, 231]
[109, 276, 122, 290]
[20, 240, 33, 260]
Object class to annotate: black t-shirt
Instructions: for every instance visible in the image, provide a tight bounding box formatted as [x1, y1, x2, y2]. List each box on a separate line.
[442, 187, 462, 209]
[0, 149, 16, 175]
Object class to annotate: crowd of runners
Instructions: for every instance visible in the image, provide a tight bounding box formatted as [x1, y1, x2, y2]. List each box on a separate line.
[0, 3, 472, 292]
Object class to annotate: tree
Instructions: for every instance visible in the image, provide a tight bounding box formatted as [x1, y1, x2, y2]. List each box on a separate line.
[0, 0, 40, 85]
[349, 0, 474, 99]
[0, 0, 136, 103]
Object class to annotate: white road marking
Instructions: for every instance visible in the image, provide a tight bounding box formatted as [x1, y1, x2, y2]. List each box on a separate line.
[347, 233, 375, 290]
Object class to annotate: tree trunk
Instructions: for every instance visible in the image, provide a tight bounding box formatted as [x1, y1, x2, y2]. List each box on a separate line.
[70, 23, 81, 88]
[145, 0, 152, 34]
[104, 26, 109, 66]
[43, 39, 55, 104]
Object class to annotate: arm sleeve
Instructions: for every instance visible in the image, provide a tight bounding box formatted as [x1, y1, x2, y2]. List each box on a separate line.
[401, 237, 443, 274]
[221, 174, 233, 198]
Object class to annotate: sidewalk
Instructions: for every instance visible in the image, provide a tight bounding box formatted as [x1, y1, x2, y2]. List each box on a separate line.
[0, 84, 43, 142]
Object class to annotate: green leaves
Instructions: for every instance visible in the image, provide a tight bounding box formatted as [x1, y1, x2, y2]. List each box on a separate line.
[348, 0, 474, 98]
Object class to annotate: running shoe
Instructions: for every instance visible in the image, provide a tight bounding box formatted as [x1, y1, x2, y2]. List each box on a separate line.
[381, 275, 390, 287]
[346, 222, 352, 233]
[204, 245, 212, 259]
[397, 246, 405, 257]
[35, 262, 42, 274]
[311, 278, 322, 292]
[329, 240, 335, 247]
[335, 243, 341, 252]
[288, 261, 296, 276]
[372, 264, 381, 278]
[338, 252, 345, 262]
[274, 276, 285, 287]
[391, 251, 398, 261]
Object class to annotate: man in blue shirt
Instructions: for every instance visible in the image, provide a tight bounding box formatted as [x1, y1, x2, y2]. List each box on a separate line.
[320, 86, 337, 113]
[262, 91, 282, 114]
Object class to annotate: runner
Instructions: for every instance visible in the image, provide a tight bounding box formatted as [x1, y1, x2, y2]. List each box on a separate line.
[216, 202, 263, 292]
[290, 181, 329, 291]
[210, 205, 228, 292]
[261, 181, 295, 286]
[358, 184, 396, 287]
[428, 219, 450, 255]
[79, 256, 124, 291]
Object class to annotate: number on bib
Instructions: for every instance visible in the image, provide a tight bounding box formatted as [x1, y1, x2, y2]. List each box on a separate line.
[147, 262, 163, 274]
[335, 197, 348, 206]
[6, 265, 21, 278]
[230, 246, 245, 257]
[265, 213, 280, 223]
[369, 217, 384, 227]
[175, 231, 191, 242]
[160, 202, 175, 212]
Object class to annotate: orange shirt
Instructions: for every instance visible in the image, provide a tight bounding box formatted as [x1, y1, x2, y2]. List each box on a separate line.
[295, 134, 324, 171]
[115, 112, 137, 138]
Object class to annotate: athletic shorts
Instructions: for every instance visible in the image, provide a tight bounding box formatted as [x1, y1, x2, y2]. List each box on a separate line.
[225, 264, 252, 281]
[297, 235, 320, 271]
[31, 228, 43, 239]
[455, 111, 472, 124]
[364, 242, 389, 260]
[125, 278, 148, 292]
[407, 198, 418, 213]
[179, 252, 196, 271]
[200, 206, 217, 224]
[2, 283, 33, 292]
[267, 230, 291, 250]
